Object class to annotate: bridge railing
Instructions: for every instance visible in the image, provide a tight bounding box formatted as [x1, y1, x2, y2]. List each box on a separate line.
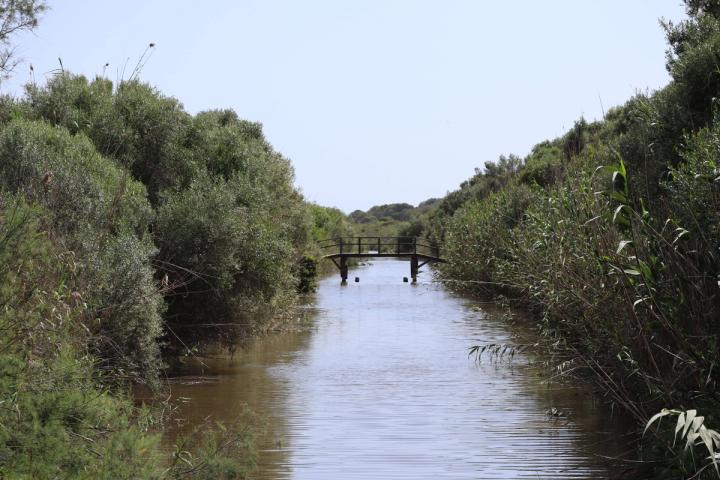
[318, 236, 441, 258]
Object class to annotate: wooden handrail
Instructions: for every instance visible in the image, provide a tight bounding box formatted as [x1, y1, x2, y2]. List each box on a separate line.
[318, 236, 442, 260]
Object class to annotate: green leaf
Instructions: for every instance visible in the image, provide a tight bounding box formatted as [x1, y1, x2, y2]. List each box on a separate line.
[615, 152, 627, 178]
[692, 416, 705, 434]
[637, 260, 654, 282]
[613, 205, 630, 226]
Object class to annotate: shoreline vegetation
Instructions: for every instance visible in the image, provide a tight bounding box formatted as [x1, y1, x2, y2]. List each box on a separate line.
[1, 0, 719, 478]
[0, 77, 331, 476]
[0, 7, 350, 472]
[400, 2, 720, 477]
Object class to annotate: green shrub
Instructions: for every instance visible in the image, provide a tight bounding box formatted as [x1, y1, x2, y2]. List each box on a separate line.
[26, 74, 198, 202]
[0, 198, 164, 479]
[295, 255, 318, 293]
[439, 182, 539, 293]
[0, 118, 152, 236]
[155, 168, 305, 346]
[519, 141, 563, 187]
[0, 120, 163, 382]
[0, 198, 258, 479]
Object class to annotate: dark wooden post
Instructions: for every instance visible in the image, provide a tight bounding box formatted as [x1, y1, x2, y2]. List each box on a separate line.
[340, 255, 348, 284]
[413, 237, 417, 255]
[411, 254, 418, 283]
[377, 237, 381, 254]
[358, 237, 361, 254]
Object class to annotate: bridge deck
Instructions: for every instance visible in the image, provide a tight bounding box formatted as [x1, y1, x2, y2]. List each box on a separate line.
[322, 252, 443, 262]
[318, 236, 443, 283]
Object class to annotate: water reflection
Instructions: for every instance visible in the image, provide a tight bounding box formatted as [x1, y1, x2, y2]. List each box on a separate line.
[168, 259, 631, 479]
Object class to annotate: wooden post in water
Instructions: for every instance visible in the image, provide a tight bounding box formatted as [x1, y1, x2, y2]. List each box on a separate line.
[340, 255, 348, 284]
[410, 254, 419, 283]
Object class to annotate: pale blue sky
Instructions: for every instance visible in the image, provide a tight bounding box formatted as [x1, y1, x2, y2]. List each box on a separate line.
[3, 1, 687, 212]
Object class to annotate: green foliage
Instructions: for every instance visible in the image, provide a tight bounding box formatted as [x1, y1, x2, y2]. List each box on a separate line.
[365, 203, 415, 222]
[155, 161, 306, 346]
[645, 408, 720, 477]
[0, 15, 320, 475]
[562, 118, 588, 162]
[0, 117, 152, 236]
[0, 198, 259, 478]
[26, 75, 198, 202]
[348, 200, 441, 240]
[425, 4, 720, 476]
[168, 409, 261, 480]
[0, 119, 163, 382]
[440, 183, 539, 293]
[518, 141, 563, 187]
[83, 232, 165, 381]
[309, 204, 352, 241]
[20, 71, 313, 351]
[0, 198, 163, 479]
[294, 255, 318, 293]
[156, 173, 247, 292]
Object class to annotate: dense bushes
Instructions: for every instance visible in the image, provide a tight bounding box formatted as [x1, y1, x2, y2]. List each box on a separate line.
[0, 118, 163, 382]
[423, 2, 720, 475]
[7, 72, 315, 355]
[0, 198, 259, 478]
[0, 8, 321, 477]
[0, 71, 317, 476]
[0, 198, 162, 478]
[25, 76, 197, 201]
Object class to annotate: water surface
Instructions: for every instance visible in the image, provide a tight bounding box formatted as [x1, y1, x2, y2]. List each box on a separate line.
[169, 259, 632, 479]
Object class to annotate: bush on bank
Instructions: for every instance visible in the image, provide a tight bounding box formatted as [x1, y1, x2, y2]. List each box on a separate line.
[0, 198, 259, 478]
[0, 69, 322, 475]
[423, 2, 720, 476]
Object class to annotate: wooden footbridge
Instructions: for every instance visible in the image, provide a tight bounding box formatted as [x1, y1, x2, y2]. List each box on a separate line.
[319, 236, 444, 283]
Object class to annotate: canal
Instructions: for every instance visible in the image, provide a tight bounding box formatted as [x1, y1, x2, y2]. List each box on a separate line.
[168, 259, 632, 479]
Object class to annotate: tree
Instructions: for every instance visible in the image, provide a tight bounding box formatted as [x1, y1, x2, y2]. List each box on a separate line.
[0, 0, 46, 80]
[685, 0, 720, 17]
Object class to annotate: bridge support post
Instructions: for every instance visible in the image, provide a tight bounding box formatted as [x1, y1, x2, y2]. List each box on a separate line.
[410, 254, 418, 283]
[340, 255, 348, 284]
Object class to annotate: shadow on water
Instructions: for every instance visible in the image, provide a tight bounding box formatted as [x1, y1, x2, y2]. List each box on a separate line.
[160, 259, 636, 479]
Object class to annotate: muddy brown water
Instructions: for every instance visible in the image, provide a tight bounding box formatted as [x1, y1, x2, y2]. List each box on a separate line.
[164, 259, 634, 479]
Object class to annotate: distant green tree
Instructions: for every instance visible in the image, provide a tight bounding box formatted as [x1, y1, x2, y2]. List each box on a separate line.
[367, 203, 415, 222]
[349, 209, 373, 223]
[309, 204, 352, 241]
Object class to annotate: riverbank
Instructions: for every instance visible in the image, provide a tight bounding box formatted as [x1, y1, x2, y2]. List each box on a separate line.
[0, 72, 329, 477]
[413, 6, 720, 477]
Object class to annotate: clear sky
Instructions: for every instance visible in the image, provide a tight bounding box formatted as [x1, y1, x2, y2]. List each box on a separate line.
[2, 1, 687, 213]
